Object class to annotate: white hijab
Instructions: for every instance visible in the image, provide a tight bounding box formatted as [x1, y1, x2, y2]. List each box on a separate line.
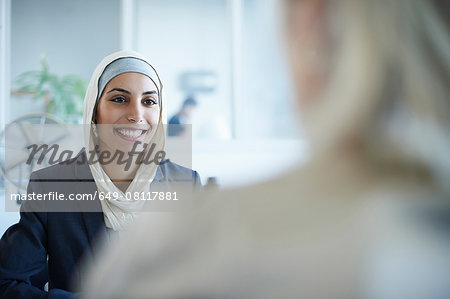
[83, 51, 165, 231]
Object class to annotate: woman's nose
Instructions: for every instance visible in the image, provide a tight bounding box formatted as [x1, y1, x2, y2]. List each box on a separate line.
[127, 115, 143, 123]
[126, 100, 144, 123]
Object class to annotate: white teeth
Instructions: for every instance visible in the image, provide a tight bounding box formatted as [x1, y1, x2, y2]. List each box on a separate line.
[116, 129, 145, 138]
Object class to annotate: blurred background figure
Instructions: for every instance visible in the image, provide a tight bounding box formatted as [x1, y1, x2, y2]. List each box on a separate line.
[70, 0, 450, 297]
[82, 0, 450, 297]
[82, 0, 450, 299]
[168, 96, 197, 136]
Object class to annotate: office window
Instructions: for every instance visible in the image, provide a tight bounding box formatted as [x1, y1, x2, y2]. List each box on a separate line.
[136, 0, 232, 139]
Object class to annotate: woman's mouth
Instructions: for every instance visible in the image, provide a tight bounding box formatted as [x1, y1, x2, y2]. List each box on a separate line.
[114, 128, 148, 141]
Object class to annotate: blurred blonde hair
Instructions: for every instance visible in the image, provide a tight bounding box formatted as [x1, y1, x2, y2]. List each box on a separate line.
[288, 0, 450, 186]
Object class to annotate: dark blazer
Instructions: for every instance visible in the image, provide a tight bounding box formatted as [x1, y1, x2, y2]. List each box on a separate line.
[0, 153, 201, 299]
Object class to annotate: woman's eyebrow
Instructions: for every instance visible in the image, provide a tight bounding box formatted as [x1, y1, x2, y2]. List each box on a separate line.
[106, 88, 157, 96]
[107, 88, 130, 94]
[143, 91, 158, 96]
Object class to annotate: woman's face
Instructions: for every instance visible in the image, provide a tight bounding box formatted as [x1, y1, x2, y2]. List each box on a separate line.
[96, 72, 160, 153]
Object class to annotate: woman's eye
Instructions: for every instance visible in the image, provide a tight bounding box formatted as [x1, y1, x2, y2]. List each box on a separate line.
[144, 99, 157, 106]
[111, 96, 126, 103]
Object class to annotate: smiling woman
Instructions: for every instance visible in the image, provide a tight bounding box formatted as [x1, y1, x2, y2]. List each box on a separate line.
[95, 72, 161, 191]
[0, 51, 202, 299]
[84, 55, 173, 231]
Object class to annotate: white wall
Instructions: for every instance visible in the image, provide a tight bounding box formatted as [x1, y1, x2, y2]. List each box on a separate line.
[193, 139, 307, 188]
[9, 0, 121, 121]
[135, 0, 300, 140]
[240, 0, 299, 138]
[11, 0, 121, 79]
[135, 0, 232, 139]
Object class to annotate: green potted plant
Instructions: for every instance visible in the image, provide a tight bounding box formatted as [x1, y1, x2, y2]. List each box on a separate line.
[13, 53, 87, 123]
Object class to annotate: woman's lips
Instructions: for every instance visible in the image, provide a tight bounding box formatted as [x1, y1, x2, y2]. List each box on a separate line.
[114, 127, 148, 141]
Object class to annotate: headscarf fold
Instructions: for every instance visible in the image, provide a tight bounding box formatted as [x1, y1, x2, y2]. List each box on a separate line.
[83, 51, 165, 231]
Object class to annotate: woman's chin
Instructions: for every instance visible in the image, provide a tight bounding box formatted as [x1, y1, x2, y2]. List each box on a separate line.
[97, 138, 145, 157]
